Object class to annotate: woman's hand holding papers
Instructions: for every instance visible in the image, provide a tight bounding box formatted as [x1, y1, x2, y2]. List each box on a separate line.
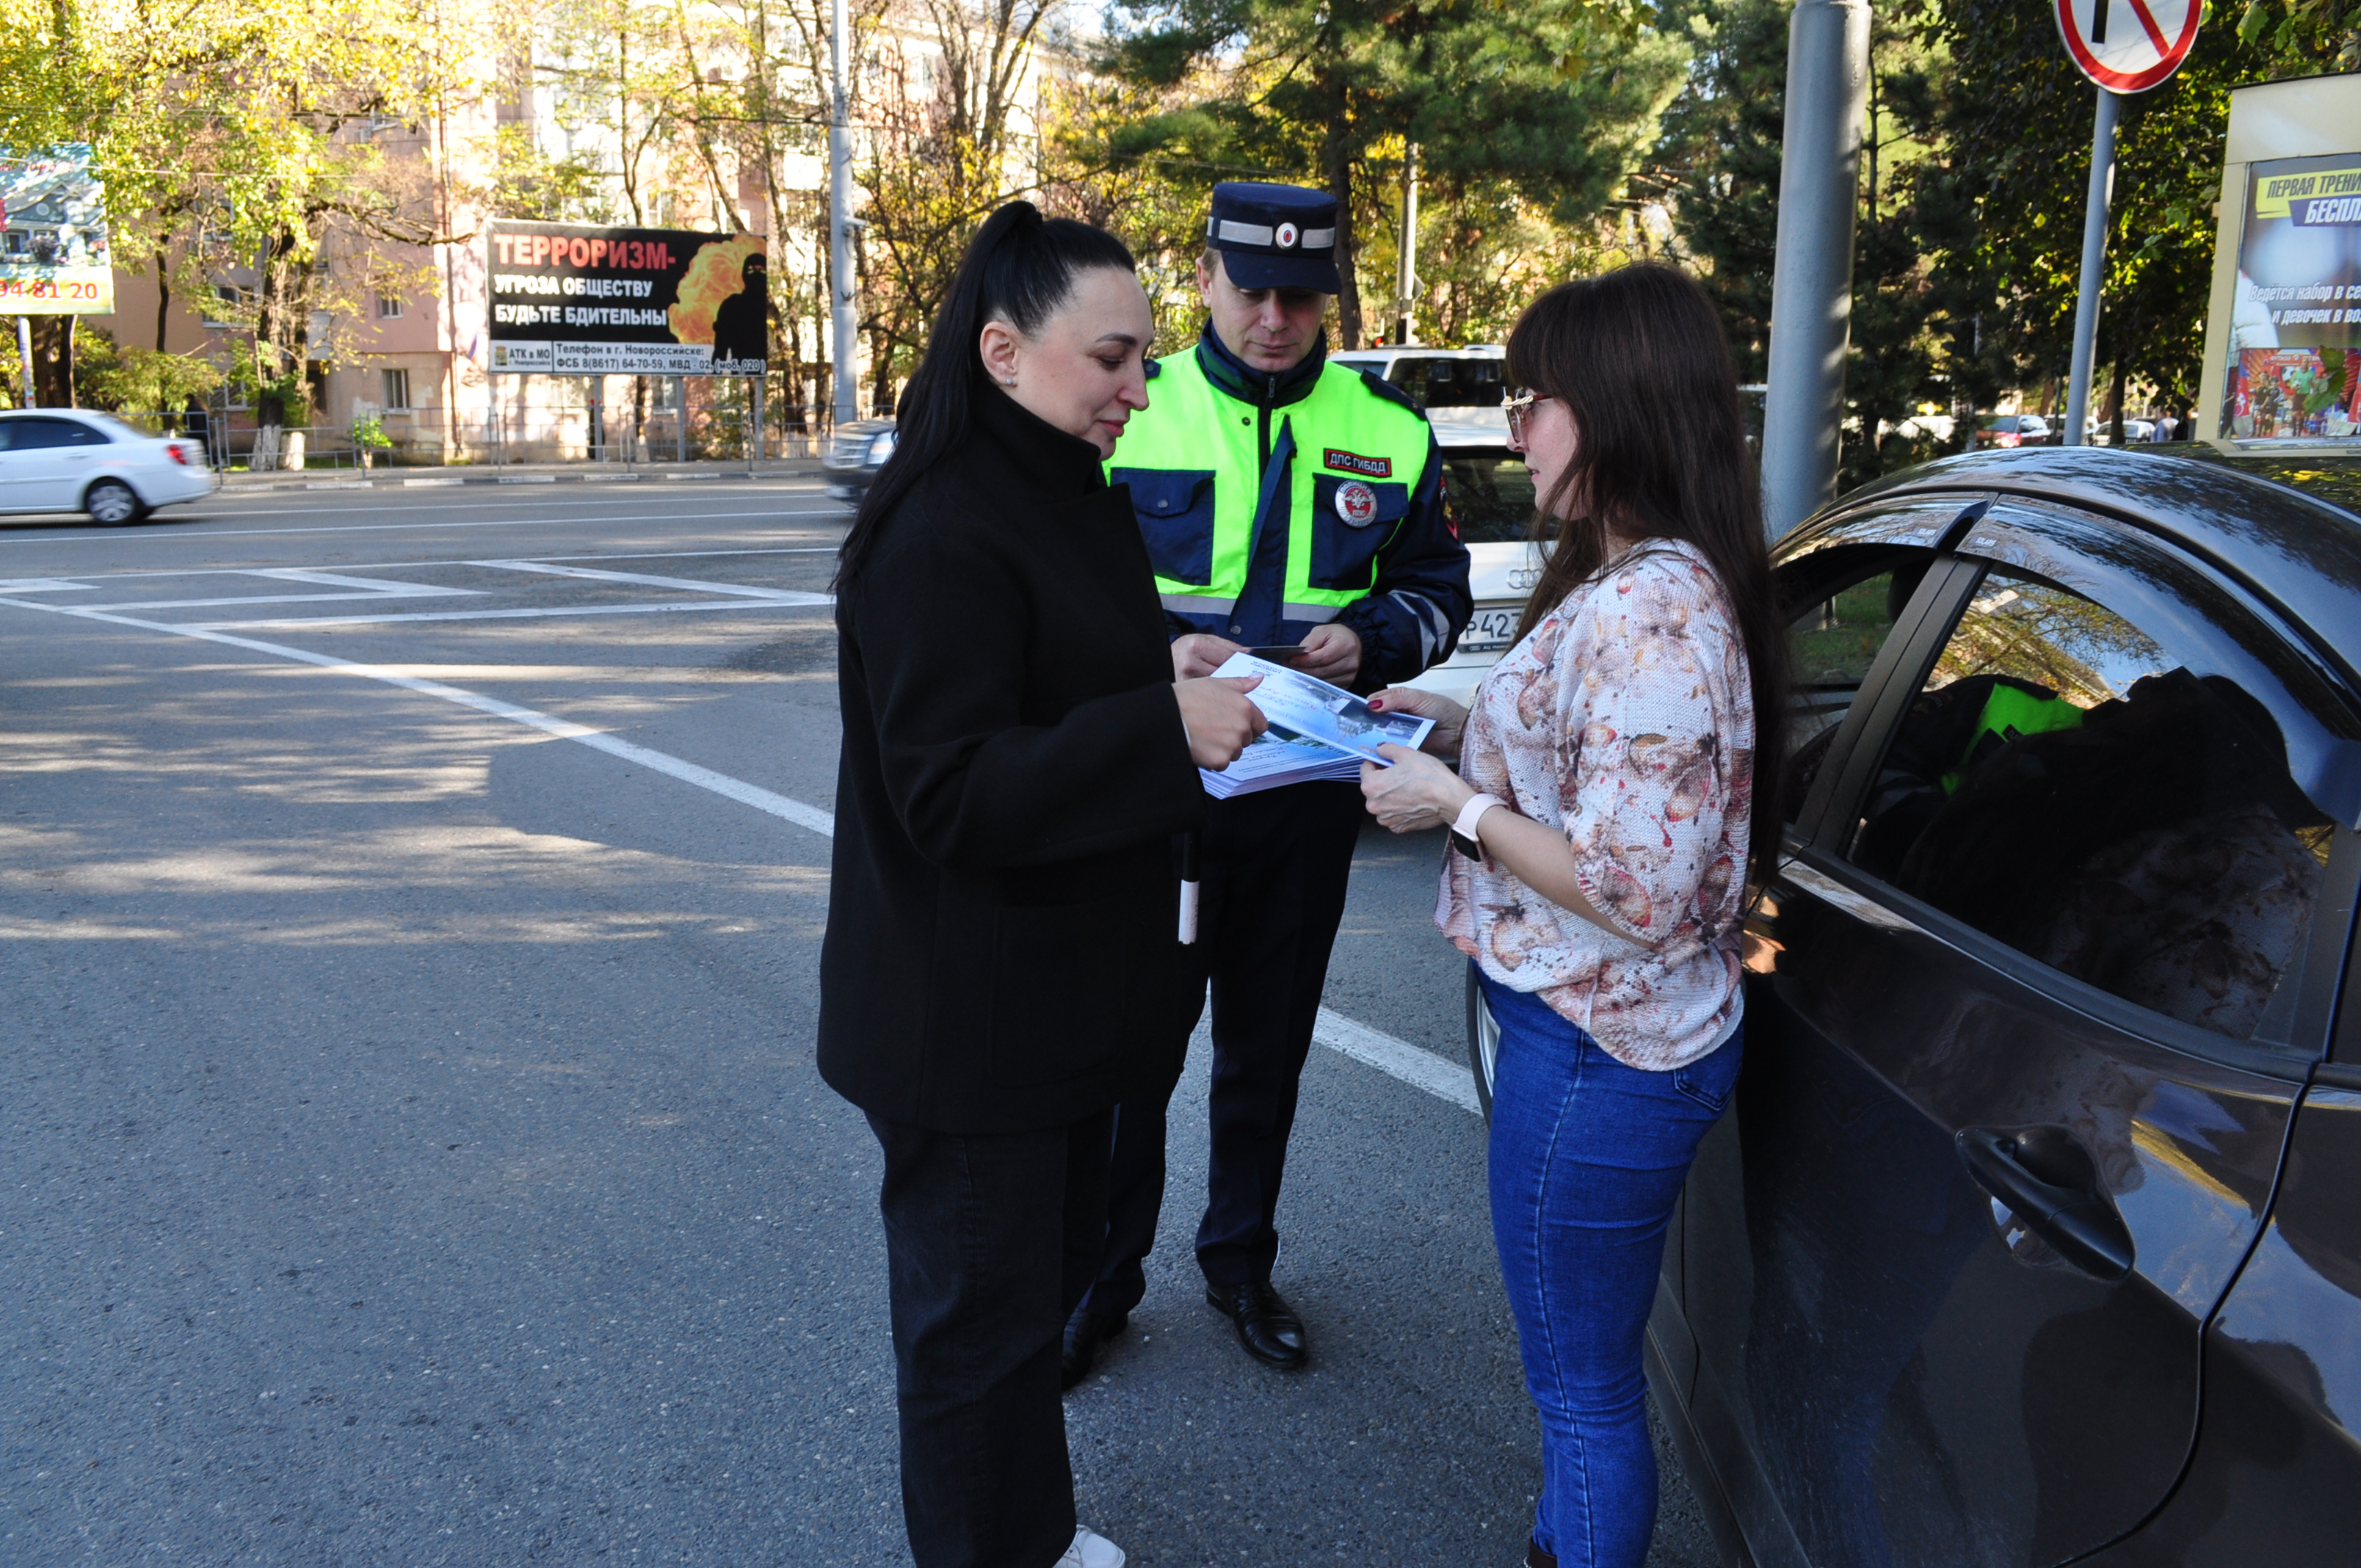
[1366, 687, 1468, 758]
[1175, 675, 1268, 767]
[1360, 743, 1476, 833]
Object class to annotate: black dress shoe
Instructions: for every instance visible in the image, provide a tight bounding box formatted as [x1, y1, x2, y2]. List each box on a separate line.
[1204, 1280, 1307, 1368]
[1060, 1302, 1127, 1391]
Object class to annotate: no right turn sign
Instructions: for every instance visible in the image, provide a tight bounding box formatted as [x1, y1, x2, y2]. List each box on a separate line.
[2056, 0, 2202, 92]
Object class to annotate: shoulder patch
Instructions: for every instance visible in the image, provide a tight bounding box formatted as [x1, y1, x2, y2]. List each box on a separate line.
[1349, 363, 1425, 417]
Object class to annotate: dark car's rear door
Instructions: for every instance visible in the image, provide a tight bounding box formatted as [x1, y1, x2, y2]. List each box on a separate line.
[1680, 498, 2360, 1568]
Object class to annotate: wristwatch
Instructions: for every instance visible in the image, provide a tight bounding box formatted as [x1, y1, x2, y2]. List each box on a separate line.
[1450, 793, 1506, 860]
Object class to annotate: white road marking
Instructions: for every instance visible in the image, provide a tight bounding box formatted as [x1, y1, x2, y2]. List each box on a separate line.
[96, 569, 482, 613]
[0, 578, 95, 592]
[0, 593, 839, 839]
[252, 568, 474, 593]
[189, 598, 832, 630]
[0, 582, 1475, 1119]
[26, 545, 840, 585]
[0, 504, 845, 547]
[1313, 1008, 1481, 1114]
[469, 559, 832, 603]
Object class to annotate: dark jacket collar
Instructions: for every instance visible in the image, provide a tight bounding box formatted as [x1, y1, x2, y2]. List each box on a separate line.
[970, 379, 1109, 499]
[1193, 322, 1328, 410]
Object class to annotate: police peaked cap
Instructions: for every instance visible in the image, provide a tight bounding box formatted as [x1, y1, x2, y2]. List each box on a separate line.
[1206, 182, 1342, 294]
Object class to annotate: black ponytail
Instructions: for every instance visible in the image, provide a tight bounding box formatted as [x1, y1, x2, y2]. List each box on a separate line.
[834, 202, 1136, 589]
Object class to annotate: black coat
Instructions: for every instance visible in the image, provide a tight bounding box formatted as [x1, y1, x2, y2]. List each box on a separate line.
[819, 387, 1207, 1133]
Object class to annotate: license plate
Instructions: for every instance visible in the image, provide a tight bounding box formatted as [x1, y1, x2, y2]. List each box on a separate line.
[1459, 605, 1520, 654]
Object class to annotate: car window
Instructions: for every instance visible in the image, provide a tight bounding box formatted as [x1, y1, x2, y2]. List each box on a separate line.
[82, 413, 140, 442]
[1439, 449, 1536, 544]
[1777, 547, 1935, 819]
[61, 420, 108, 446]
[0, 417, 82, 451]
[1846, 560, 2345, 1044]
[1385, 356, 1506, 410]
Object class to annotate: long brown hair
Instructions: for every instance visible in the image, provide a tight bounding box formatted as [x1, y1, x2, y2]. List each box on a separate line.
[1504, 264, 1788, 876]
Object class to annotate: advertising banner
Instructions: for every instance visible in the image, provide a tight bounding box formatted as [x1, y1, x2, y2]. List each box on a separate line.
[0, 145, 113, 315]
[2219, 153, 2360, 444]
[487, 219, 767, 376]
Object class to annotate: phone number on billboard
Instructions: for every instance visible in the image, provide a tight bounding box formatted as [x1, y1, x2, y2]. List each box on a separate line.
[0, 278, 106, 301]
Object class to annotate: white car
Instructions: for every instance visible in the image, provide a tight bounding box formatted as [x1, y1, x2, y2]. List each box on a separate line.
[1328, 347, 1531, 707]
[1402, 413, 1542, 710]
[0, 409, 219, 523]
[1330, 345, 1509, 436]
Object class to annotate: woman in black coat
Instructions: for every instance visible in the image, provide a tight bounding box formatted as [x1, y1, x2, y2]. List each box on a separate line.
[820, 205, 1265, 1568]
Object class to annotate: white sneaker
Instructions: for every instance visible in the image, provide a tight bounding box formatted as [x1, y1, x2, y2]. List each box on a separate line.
[1056, 1525, 1126, 1568]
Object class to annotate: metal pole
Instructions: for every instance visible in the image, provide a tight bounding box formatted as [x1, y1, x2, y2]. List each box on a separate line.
[1394, 146, 1418, 347]
[675, 375, 689, 462]
[750, 374, 763, 475]
[1760, 0, 1870, 539]
[16, 316, 35, 408]
[828, 0, 860, 427]
[2063, 88, 2120, 449]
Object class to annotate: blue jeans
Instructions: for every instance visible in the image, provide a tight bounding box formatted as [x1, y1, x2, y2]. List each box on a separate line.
[1480, 969, 1744, 1568]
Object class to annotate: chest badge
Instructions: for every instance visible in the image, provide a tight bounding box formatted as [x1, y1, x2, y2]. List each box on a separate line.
[1334, 479, 1380, 527]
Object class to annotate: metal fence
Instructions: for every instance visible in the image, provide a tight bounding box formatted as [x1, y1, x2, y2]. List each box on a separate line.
[107, 406, 827, 472]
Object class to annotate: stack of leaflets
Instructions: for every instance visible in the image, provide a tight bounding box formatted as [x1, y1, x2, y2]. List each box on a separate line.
[1199, 653, 1437, 799]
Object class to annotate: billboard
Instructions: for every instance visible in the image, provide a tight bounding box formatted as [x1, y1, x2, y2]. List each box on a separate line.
[0, 145, 113, 315]
[487, 219, 767, 376]
[2219, 155, 2360, 443]
[2199, 76, 2361, 454]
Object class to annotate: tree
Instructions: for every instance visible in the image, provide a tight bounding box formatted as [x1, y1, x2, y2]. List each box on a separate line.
[1093, 0, 1686, 346]
[1910, 0, 2292, 438]
[857, 0, 1067, 404]
[0, 0, 507, 419]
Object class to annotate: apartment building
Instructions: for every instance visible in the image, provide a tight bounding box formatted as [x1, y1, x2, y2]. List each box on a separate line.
[85, 0, 1068, 462]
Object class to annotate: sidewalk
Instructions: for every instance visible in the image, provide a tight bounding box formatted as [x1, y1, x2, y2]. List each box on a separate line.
[220, 457, 832, 492]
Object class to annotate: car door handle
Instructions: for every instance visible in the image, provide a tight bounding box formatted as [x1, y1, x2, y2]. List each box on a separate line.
[1956, 1125, 2134, 1282]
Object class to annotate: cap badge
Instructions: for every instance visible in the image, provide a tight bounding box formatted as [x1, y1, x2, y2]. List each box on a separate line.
[1334, 479, 1380, 527]
[1275, 221, 1299, 250]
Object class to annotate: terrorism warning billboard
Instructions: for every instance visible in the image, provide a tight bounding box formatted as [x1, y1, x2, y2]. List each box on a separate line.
[487, 219, 768, 376]
[0, 145, 113, 314]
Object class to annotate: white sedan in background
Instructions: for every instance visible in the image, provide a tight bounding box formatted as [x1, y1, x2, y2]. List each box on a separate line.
[0, 410, 218, 523]
[1402, 412, 1542, 709]
[1327, 348, 1536, 707]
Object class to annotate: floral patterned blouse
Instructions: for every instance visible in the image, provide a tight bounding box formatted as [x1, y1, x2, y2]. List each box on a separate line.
[1437, 539, 1754, 1070]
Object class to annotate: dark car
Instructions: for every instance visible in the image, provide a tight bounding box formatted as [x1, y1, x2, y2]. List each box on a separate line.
[1467, 446, 2361, 1566]
[821, 418, 897, 502]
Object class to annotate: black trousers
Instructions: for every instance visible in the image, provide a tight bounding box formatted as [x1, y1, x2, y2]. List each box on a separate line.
[1086, 780, 1364, 1315]
[868, 1108, 1114, 1568]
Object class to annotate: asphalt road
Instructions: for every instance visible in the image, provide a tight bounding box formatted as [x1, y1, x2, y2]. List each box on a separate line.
[0, 481, 1719, 1567]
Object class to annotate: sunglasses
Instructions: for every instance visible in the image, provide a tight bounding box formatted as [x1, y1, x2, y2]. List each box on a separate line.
[1502, 390, 1548, 443]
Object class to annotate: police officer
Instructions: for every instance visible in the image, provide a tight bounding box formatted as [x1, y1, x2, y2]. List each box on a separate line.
[1067, 183, 1472, 1378]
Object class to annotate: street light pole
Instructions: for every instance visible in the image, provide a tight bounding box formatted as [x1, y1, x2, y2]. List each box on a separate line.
[1760, 0, 1870, 540]
[16, 316, 34, 408]
[827, 0, 859, 428]
[2062, 87, 2121, 447]
[1394, 145, 1418, 347]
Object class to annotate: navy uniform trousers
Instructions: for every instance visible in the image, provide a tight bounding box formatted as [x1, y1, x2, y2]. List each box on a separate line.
[1085, 777, 1366, 1315]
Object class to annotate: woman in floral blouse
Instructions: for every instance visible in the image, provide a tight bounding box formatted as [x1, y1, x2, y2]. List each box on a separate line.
[1361, 265, 1787, 1568]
